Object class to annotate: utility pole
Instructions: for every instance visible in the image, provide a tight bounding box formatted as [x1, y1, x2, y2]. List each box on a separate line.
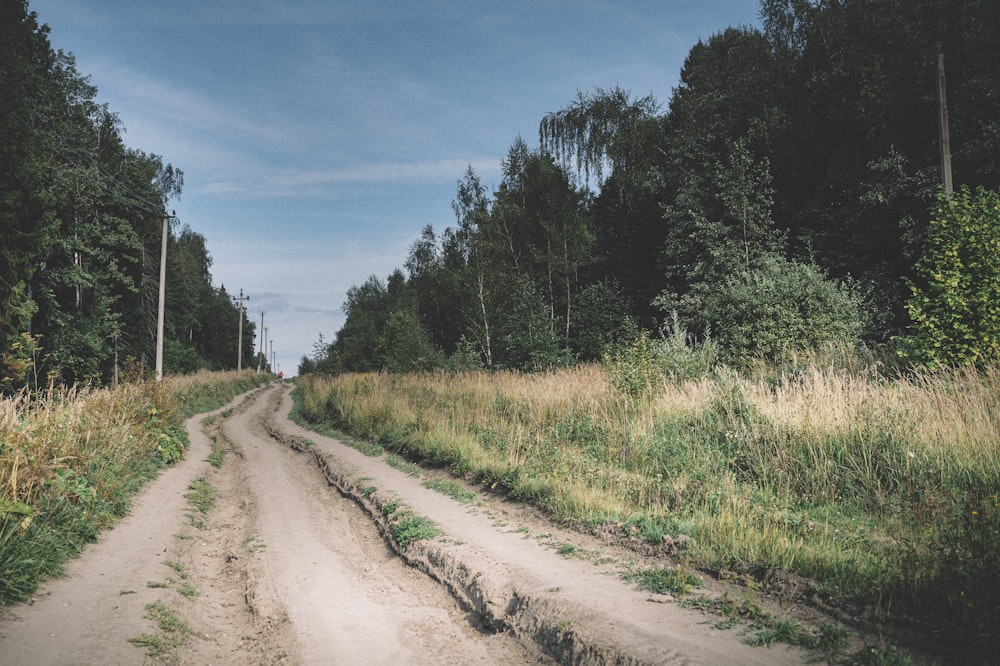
[155, 211, 171, 382]
[270, 340, 275, 375]
[257, 310, 266, 373]
[233, 289, 249, 371]
[937, 53, 953, 195]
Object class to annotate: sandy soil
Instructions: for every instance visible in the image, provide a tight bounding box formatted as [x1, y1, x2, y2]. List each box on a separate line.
[0, 383, 823, 664]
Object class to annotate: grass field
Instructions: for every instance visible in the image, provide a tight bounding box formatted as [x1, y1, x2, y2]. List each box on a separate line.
[294, 361, 999, 661]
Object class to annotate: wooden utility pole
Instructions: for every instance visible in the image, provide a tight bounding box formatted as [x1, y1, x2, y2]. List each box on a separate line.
[257, 310, 266, 373]
[155, 212, 170, 381]
[233, 289, 249, 371]
[937, 53, 954, 194]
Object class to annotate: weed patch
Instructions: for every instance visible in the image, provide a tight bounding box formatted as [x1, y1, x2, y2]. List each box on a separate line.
[624, 566, 702, 597]
[423, 478, 477, 503]
[392, 515, 441, 550]
[184, 479, 215, 516]
[129, 600, 192, 661]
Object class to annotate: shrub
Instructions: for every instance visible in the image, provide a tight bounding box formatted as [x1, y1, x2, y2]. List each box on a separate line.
[602, 320, 718, 400]
[899, 186, 1000, 369]
[684, 254, 863, 363]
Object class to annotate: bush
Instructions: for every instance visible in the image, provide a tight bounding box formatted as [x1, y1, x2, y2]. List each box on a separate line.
[602, 321, 719, 400]
[376, 309, 444, 373]
[899, 186, 1000, 369]
[682, 254, 863, 363]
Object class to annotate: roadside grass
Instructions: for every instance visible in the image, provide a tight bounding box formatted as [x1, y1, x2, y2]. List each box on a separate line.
[0, 371, 268, 606]
[423, 477, 478, 504]
[623, 566, 702, 597]
[293, 363, 1000, 662]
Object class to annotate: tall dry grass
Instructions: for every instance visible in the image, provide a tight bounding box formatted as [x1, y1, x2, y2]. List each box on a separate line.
[295, 362, 1000, 656]
[0, 370, 270, 604]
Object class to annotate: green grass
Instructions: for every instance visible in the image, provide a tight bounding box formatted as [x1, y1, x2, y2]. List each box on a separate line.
[624, 566, 702, 597]
[206, 436, 225, 468]
[392, 515, 441, 550]
[291, 363, 1000, 661]
[177, 583, 198, 598]
[386, 453, 422, 476]
[129, 600, 192, 661]
[423, 478, 478, 503]
[184, 479, 216, 516]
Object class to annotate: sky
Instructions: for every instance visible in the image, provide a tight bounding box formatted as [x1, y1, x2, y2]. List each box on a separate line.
[28, 0, 762, 376]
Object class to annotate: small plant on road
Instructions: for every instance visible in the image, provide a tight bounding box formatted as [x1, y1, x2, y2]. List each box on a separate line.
[206, 436, 225, 467]
[129, 600, 192, 661]
[184, 479, 216, 516]
[624, 566, 702, 597]
[423, 478, 477, 503]
[393, 515, 441, 550]
[177, 584, 198, 598]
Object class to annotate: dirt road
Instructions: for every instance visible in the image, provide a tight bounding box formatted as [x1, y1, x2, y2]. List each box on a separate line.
[0, 384, 812, 664]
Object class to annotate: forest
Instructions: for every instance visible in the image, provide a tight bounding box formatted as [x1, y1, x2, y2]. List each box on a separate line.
[304, 0, 1000, 375]
[1, 1, 257, 391]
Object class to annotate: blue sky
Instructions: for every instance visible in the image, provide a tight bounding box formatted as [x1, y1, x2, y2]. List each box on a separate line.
[29, 0, 761, 375]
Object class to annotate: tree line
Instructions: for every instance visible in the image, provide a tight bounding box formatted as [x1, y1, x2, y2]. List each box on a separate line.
[304, 0, 1000, 375]
[1, 1, 256, 391]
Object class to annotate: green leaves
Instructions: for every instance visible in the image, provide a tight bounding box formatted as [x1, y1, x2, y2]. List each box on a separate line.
[900, 187, 1000, 368]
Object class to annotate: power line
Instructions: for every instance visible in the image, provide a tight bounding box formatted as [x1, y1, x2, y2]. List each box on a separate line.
[12, 90, 165, 213]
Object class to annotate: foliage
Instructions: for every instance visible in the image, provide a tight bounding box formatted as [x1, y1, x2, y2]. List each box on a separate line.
[602, 321, 718, 400]
[128, 600, 192, 660]
[664, 254, 864, 363]
[899, 186, 1000, 368]
[539, 85, 660, 185]
[0, 3, 249, 388]
[391, 515, 441, 551]
[624, 566, 702, 597]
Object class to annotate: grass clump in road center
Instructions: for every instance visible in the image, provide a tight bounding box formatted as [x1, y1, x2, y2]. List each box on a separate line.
[206, 435, 225, 468]
[183, 478, 215, 529]
[129, 600, 192, 661]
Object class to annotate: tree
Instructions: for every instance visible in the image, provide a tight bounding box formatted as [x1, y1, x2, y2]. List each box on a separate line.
[900, 187, 1000, 368]
[0, 2, 51, 359]
[569, 279, 638, 361]
[758, 0, 1000, 336]
[1, 1, 192, 385]
[540, 85, 659, 186]
[494, 149, 593, 343]
[541, 88, 668, 323]
[331, 275, 388, 372]
[449, 166, 496, 368]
